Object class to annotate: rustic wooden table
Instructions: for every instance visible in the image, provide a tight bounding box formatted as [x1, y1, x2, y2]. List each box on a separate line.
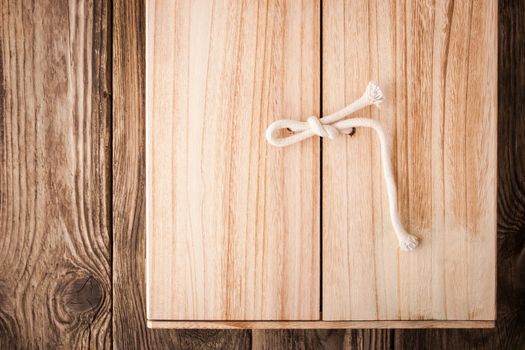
[0, 0, 524, 348]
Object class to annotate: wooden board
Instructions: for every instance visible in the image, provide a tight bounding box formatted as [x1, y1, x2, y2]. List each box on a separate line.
[0, 0, 112, 348]
[146, 0, 321, 320]
[322, 0, 497, 321]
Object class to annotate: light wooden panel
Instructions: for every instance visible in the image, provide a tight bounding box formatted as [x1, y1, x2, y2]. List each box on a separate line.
[322, 0, 497, 320]
[146, 0, 320, 320]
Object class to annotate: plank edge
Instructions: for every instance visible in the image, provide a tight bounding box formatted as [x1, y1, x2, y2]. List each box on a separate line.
[147, 320, 495, 329]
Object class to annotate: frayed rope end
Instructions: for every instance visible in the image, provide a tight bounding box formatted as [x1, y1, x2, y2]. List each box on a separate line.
[365, 82, 384, 108]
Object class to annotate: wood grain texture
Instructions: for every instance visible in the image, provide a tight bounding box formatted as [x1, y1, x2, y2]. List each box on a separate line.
[322, 0, 497, 321]
[0, 0, 112, 348]
[393, 0, 525, 347]
[146, 0, 320, 320]
[253, 329, 397, 350]
[113, 0, 251, 348]
[251, 330, 345, 350]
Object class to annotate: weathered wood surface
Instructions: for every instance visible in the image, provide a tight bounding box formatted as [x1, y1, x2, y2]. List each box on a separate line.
[252, 330, 346, 350]
[322, 0, 497, 321]
[1, 0, 524, 348]
[146, 0, 320, 320]
[0, 0, 112, 348]
[252, 330, 396, 350]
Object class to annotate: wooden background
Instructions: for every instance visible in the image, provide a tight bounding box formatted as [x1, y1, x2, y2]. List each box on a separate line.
[0, 0, 523, 348]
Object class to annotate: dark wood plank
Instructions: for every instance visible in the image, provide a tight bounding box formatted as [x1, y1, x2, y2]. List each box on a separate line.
[344, 330, 393, 350]
[252, 330, 346, 350]
[112, 0, 251, 348]
[0, 0, 112, 349]
[392, 0, 525, 348]
[252, 330, 396, 350]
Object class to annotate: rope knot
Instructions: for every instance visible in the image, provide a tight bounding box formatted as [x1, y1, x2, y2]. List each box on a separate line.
[307, 116, 339, 139]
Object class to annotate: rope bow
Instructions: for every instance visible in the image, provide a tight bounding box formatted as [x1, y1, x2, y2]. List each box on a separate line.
[265, 82, 419, 251]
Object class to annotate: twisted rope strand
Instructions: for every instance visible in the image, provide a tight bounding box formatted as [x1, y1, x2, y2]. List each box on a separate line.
[265, 82, 419, 251]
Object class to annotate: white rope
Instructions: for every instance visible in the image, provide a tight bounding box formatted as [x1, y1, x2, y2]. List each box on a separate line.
[265, 82, 419, 251]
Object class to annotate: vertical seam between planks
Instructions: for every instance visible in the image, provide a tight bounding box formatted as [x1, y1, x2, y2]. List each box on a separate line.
[319, 0, 323, 319]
